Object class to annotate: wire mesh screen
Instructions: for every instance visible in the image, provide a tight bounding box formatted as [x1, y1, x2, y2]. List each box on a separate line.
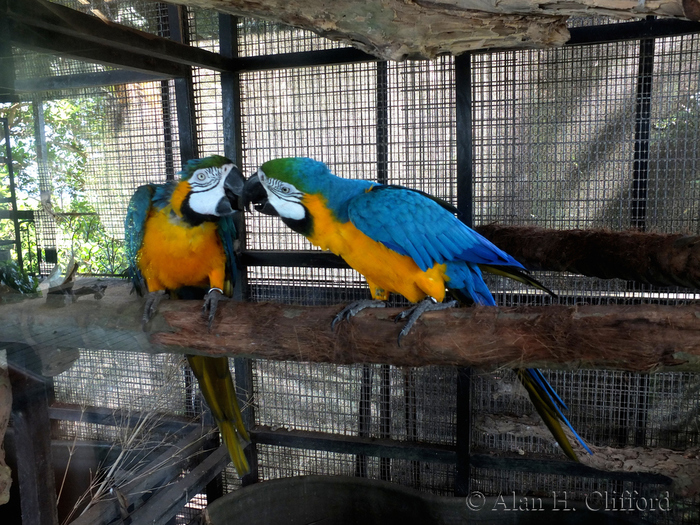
[20, 82, 179, 275]
[50, 0, 170, 36]
[4, 5, 700, 524]
[386, 57, 456, 197]
[237, 18, 348, 58]
[189, 8, 226, 158]
[236, 18, 700, 522]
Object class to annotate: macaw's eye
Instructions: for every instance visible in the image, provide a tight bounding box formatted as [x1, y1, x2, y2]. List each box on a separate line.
[197, 172, 206, 181]
[281, 185, 291, 194]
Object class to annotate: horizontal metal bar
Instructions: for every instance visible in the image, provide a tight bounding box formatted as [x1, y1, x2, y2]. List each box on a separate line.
[242, 250, 348, 268]
[253, 426, 673, 485]
[470, 454, 673, 486]
[49, 402, 202, 435]
[50, 407, 672, 485]
[0, 209, 34, 220]
[567, 18, 700, 46]
[6, 0, 234, 73]
[14, 69, 170, 92]
[251, 425, 456, 463]
[231, 47, 378, 72]
[9, 21, 189, 78]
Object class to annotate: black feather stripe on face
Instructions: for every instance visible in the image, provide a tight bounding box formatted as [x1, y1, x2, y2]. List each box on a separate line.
[180, 194, 220, 226]
[281, 208, 313, 237]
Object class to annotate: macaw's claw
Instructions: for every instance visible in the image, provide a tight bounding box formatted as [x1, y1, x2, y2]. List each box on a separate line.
[331, 299, 386, 330]
[203, 288, 223, 331]
[395, 298, 458, 346]
[142, 291, 168, 330]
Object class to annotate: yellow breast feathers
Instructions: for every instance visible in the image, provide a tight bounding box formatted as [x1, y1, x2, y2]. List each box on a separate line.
[302, 193, 447, 303]
[138, 199, 226, 292]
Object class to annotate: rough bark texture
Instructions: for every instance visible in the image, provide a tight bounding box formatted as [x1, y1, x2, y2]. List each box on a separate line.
[4, 283, 699, 370]
[164, 0, 699, 60]
[476, 224, 700, 289]
[154, 301, 700, 371]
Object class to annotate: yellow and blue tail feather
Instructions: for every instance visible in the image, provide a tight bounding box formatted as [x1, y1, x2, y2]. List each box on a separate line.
[187, 355, 251, 476]
[448, 264, 590, 461]
[518, 369, 592, 461]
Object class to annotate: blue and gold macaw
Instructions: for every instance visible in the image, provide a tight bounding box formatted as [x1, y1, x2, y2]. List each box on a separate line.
[125, 155, 251, 475]
[242, 157, 591, 461]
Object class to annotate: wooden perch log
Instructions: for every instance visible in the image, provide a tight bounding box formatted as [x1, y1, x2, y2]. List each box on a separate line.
[180, 0, 571, 60]
[3, 283, 700, 371]
[476, 224, 700, 289]
[174, 0, 700, 60]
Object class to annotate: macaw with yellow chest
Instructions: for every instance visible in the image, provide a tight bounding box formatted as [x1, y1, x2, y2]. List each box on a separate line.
[242, 157, 591, 461]
[125, 155, 251, 476]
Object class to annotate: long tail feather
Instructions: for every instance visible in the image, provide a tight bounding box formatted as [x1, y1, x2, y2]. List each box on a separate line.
[517, 369, 592, 461]
[479, 264, 557, 297]
[451, 269, 587, 461]
[187, 355, 251, 476]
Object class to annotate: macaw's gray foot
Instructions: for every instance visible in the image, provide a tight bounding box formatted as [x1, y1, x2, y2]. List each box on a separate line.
[142, 291, 169, 330]
[395, 298, 458, 345]
[203, 288, 224, 331]
[331, 299, 386, 330]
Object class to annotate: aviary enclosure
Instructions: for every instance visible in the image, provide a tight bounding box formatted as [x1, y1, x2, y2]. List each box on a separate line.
[1, 0, 700, 523]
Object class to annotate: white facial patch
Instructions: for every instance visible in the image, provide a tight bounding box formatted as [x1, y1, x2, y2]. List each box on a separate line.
[187, 165, 233, 216]
[258, 168, 306, 221]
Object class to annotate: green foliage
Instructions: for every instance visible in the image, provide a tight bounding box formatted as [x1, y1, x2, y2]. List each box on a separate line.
[0, 259, 38, 293]
[1, 95, 126, 276]
[56, 200, 127, 275]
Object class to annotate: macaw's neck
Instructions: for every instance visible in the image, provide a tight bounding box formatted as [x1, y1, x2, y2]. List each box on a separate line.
[285, 176, 375, 239]
[170, 180, 219, 227]
[280, 210, 313, 237]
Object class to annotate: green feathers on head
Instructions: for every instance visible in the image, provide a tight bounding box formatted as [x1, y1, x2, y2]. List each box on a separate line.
[260, 157, 333, 193]
[179, 155, 233, 180]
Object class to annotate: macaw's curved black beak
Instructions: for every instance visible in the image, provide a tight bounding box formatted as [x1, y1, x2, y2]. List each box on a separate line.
[241, 174, 279, 216]
[216, 164, 246, 215]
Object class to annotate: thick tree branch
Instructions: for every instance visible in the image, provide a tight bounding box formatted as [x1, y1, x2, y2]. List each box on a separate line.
[476, 224, 700, 289]
[2, 283, 700, 371]
[169, 0, 700, 60]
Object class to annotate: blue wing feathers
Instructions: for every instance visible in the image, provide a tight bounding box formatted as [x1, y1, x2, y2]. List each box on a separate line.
[124, 184, 156, 293]
[348, 186, 524, 272]
[337, 178, 588, 457]
[218, 214, 239, 288]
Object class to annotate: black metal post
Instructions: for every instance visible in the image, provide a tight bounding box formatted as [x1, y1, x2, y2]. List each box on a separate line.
[379, 364, 391, 481]
[32, 98, 57, 269]
[168, 5, 199, 162]
[630, 27, 656, 449]
[220, 13, 259, 486]
[454, 52, 473, 497]
[355, 365, 372, 478]
[403, 369, 420, 487]
[157, 4, 176, 181]
[1, 118, 23, 268]
[376, 61, 389, 185]
[631, 30, 655, 231]
[219, 13, 249, 301]
[375, 60, 392, 480]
